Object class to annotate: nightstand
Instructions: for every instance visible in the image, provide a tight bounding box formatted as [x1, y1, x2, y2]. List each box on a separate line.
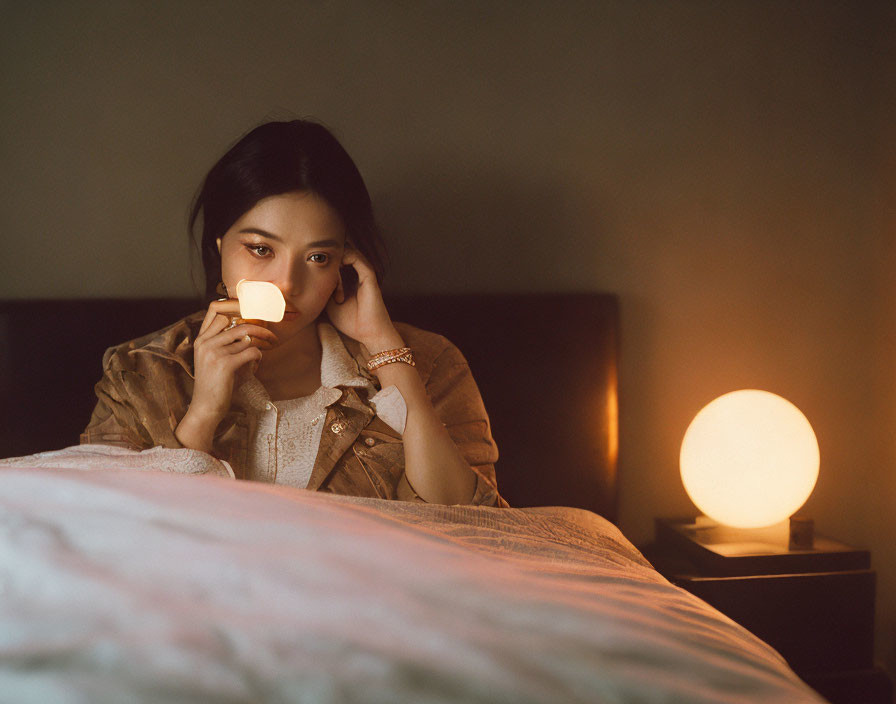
[641, 518, 893, 704]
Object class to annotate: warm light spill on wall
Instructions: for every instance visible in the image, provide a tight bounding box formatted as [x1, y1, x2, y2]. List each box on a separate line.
[680, 390, 819, 529]
[606, 380, 619, 468]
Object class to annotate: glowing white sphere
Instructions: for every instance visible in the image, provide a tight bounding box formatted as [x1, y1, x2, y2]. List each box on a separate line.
[680, 390, 819, 528]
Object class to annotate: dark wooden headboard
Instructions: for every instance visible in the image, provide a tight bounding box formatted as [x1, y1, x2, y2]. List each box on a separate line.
[0, 293, 619, 521]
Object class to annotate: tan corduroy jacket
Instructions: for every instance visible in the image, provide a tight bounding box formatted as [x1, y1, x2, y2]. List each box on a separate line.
[80, 310, 508, 507]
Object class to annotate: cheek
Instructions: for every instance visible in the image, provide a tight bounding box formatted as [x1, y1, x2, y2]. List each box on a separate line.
[219, 247, 242, 283]
[317, 269, 340, 294]
[293, 270, 339, 307]
[219, 248, 259, 291]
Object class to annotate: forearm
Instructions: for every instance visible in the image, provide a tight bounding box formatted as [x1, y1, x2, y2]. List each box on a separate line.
[365, 334, 477, 505]
[174, 406, 220, 453]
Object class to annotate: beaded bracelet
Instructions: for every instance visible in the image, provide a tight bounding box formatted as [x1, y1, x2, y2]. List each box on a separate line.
[366, 346, 416, 371]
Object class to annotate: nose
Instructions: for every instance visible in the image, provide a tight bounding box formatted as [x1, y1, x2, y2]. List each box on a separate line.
[270, 261, 305, 302]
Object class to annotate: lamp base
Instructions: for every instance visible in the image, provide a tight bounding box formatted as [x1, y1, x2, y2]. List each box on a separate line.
[655, 517, 870, 576]
[789, 516, 815, 549]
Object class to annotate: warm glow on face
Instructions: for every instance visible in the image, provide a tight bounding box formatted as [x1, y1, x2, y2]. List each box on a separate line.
[235, 279, 286, 322]
[679, 390, 819, 528]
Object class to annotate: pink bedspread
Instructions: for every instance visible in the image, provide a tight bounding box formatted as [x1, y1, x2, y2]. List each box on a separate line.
[0, 445, 825, 702]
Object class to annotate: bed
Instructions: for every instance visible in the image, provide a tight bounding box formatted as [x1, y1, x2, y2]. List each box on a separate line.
[0, 294, 827, 702]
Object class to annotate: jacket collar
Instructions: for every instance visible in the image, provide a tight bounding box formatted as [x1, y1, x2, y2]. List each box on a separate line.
[318, 321, 377, 392]
[231, 321, 379, 412]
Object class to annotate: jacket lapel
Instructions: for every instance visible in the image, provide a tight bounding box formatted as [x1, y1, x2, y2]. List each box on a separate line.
[306, 387, 375, 491]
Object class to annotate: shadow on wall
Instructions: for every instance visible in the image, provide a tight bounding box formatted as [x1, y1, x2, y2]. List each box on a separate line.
[371, 165, 597, 295]
[370, 166, 685, 528]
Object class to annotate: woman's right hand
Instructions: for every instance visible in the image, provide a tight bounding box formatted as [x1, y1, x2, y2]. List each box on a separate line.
[189, 299, 280, 423]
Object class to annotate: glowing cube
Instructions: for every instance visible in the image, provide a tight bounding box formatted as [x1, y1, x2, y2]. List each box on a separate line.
[235, 279, 285, 322]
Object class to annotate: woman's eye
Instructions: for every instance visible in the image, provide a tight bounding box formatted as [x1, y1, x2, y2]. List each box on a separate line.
[309, 253, 329, 264]
[245, 244, 271, 257]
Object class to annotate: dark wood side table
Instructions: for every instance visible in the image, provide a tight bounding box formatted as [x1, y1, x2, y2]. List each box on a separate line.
[641, 518, 893, 704]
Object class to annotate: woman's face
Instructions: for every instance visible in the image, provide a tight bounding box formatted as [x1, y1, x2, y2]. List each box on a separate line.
[216, 191, 345, 339]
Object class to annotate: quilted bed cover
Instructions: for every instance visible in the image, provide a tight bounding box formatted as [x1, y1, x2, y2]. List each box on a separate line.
[0, 445, 825, 703]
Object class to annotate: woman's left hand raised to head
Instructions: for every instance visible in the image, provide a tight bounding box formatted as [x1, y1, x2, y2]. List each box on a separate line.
[326, 246, 404, 354]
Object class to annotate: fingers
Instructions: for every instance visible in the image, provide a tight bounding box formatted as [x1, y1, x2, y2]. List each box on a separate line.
[199, 300, 279, 345]
[220, 325, 280, 350]
[196, 316, 279, 351]
[201, 331, 264, 376]
[234, 346, 263, 381]
[230, 343, 264, 373]
[339, 249, 377, 292]
[227, 331, 274, 353]
[199, 313, 239, 342]
[224, 323, 279, 347]
[199, 299, 241, 336]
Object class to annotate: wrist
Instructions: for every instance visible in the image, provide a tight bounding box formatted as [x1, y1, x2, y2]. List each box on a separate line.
[367, 347, 416, 374]
[362, 328, 406, 357]
[185, 402, 225, 426]
[176, 405, 222, 452]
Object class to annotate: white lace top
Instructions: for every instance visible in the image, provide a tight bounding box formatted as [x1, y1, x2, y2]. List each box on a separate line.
[228, 322, 407, 488]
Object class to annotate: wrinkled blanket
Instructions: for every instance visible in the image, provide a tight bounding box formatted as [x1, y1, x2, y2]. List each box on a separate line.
[0, 445, 825, 703]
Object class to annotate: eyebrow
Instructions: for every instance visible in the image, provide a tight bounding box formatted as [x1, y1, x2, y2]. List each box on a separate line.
[238, 228, 341, 248]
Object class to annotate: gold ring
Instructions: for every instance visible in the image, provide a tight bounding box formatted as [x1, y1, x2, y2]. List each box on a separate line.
[225, 316, 242, 330]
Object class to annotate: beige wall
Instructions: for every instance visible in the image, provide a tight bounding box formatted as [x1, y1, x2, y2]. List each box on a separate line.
[3, 0, 895, 676]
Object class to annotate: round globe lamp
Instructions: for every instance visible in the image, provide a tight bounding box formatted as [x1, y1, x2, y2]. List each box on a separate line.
[680, 390, 819, 529]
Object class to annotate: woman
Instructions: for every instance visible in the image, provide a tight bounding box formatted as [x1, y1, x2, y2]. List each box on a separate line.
[80, 119, 507, 507]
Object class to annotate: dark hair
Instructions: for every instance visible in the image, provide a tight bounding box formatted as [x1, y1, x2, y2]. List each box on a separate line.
[188, 119, 388, 302]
